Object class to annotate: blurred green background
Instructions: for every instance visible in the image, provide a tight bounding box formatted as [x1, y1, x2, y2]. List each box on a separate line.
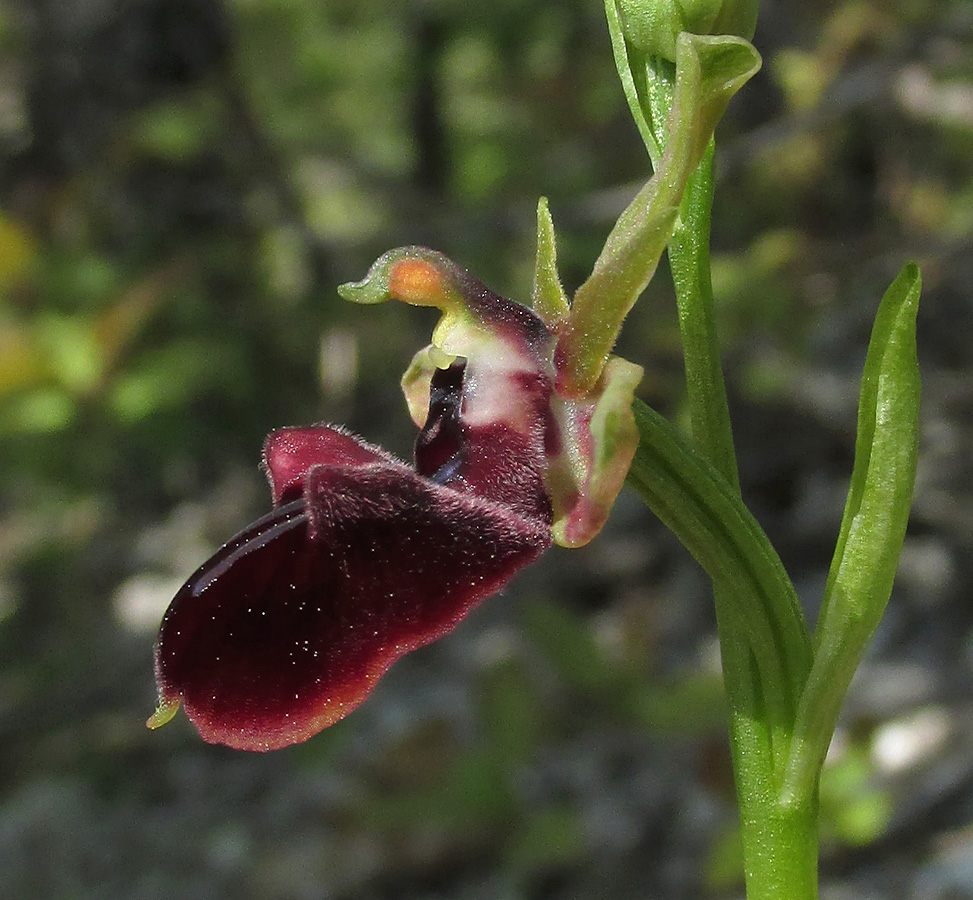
[1, 0, 971, 897]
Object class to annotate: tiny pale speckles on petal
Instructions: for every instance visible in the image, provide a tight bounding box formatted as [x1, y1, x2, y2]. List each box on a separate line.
[153, 436, 550, 751]
[152, 248, 642, 753]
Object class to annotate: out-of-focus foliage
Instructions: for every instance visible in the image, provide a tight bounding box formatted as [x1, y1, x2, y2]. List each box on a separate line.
[0, 0, 970, 897]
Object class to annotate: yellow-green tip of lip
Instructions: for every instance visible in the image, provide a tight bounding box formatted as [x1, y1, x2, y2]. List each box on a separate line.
[337, 277, 387, 305]
[336, 251, 396, 305]
[146, 697, 181, 730]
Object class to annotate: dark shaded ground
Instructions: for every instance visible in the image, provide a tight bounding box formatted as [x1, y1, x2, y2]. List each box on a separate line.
[0, 1, 971, 898]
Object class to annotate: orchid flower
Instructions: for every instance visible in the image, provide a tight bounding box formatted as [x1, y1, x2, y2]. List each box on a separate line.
[147, 249, 642, 751]
[147, 32, 760, 751]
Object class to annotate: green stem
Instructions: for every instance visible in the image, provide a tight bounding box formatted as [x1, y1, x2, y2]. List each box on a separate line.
[668, 142, 739, 491]
[627, 402, 819, 899]
[737, 793, 819, 900]
[666, 146, 818, 896]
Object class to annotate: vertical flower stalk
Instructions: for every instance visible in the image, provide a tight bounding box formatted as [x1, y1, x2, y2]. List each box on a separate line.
[610, 2, 922, 898]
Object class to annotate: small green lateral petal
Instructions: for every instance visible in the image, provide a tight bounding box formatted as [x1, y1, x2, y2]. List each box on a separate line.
[532, 198, 570, 331]
[550, 356, 643, 548]
[401, 344, 455, 427]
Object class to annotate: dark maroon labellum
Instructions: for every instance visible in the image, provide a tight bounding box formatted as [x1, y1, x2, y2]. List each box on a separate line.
[152, 368, 551, 750]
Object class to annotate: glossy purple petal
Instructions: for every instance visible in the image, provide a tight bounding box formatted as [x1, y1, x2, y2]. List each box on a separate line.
[153, 437, 550, 751]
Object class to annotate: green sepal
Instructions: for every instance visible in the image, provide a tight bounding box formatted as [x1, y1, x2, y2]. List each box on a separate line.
[555, 33, 760, 398]
[672, 33, 761, 176]
[531, 197, 570, 331]
[549, 357, 644, 548]
[782, 264, 921, 806]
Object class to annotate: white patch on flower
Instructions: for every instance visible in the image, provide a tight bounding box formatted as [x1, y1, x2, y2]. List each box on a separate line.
[463, 356, 544, 435]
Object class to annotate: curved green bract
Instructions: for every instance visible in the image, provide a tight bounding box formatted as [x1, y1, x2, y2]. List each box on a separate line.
[782, 264, 921, 806]
[626, 399, 812, 731]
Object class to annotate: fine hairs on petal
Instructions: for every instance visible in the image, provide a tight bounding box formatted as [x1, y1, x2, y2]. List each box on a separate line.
[151, 247, 639, 751]
[153, 442, 549, 750]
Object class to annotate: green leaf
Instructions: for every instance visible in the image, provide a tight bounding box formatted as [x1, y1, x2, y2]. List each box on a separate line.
[822, 264, 922, 622]
[782, 264, 921, 806]
[626, 399, 812, 742]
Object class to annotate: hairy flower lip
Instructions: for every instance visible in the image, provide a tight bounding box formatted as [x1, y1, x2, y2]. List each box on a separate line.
[151, 418, 552, 751]
[263, 423, 391, 507]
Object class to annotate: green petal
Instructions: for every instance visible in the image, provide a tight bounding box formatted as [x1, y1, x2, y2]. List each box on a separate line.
[401, 344, 456, 427]
[549, 356, 644, 548]
[531, 198, 570, 330]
